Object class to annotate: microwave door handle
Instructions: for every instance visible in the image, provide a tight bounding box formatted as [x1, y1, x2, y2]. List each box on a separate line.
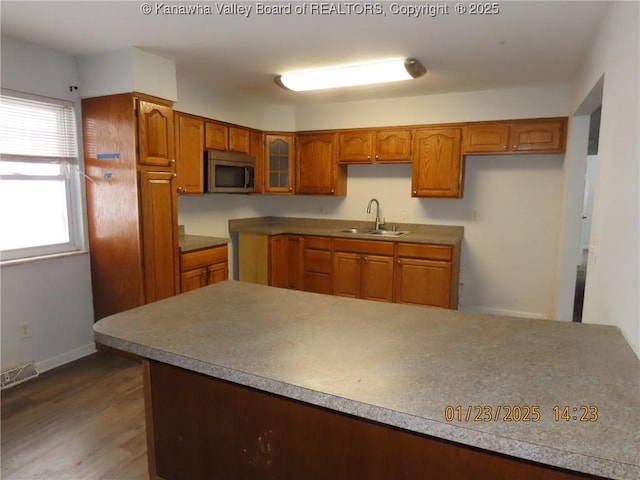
[244, 166, 249, 189]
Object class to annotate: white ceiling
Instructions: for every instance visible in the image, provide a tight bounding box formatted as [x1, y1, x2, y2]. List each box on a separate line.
[1, 1, 608, 105]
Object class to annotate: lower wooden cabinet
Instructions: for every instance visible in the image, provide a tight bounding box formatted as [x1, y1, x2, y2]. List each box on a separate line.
[395, 243, 460, 309]
[333, 239, 394, 303]
[180, 245, 228, 293]
[302, 236, 333, 295]
[270, 235, 304, 289]
[239, 234, 460, 309]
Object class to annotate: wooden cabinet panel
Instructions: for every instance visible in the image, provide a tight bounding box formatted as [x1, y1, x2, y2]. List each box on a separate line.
[338, 129, 411, 163]
[412, 128, 463, 198]
[337, 131, 373, 163]
[463, 119, 567, 155]
[137, 100, 175, 168]
[181, 245, 228, 271]
[303, 236, 332, 294]
[270, 235, 303, 289]
[296, 133, 346, 195]
[264, 134, 294, 193]
[334, 240, 394, 303]
[509, 120, 565, 153]
[181, 268, 207, 293]
[174, 113, 204, 195]
[180, 245, 228, 293]
[375, 129, 412, 162]
[239, 233, 269, 285]
[333, 252, 361, 298]
[395, 258, 451, 308]
[250, 130, 264, 193]
[270, 235, 287, 288]
[395, 243, 453, 261]
[229, 127, 250, 154]
[286, 236, 304, 290]
[462, 124, 510, 154]
[139, 170, 179, 303]
[361, 254, 394, 302]
[204, 122, 228, 151]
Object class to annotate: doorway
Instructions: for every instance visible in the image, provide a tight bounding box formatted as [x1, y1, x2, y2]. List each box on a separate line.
[573, 106, 600, 322]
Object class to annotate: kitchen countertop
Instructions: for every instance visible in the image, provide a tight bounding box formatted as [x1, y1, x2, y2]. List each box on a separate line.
[94, 280, 639, 480]
[178, 234, 228, 253]
[228, 216, 463, 246]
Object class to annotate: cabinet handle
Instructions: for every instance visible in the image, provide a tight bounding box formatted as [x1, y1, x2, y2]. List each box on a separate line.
[173, 173, 177, 178]
[170, 159, 176, 164]
[513, 145, 519, 150]
[364, 256, 369, 263]
[289, 187, 293, 192]
[502, 145, 508, 150]
[375, 155, 379, 160]
[367, 155, 371, 161]
[330, 189, 334, 194]
[201, 269, 207, 276]
[177, 186, 184, 194]
[413, 190, 417, 195]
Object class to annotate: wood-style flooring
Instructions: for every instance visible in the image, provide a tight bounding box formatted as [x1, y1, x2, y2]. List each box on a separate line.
[1, 352, 148, 480]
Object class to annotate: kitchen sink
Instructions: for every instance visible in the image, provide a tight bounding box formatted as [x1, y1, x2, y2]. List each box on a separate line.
[335, 228, 409, 237]
[367, 230, 409, 236]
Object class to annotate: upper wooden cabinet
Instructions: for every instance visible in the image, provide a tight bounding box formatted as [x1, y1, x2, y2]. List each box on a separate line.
[337, 129, 412, 163]
[462, 118, 567, 155]
[412, 127, 464, 198]
[137, 99, 175, 168]
[205, 121, 251, 154]
[264, 134, 295, 194]
[296, 133, 347, 195]
[174, 113, 205, 195]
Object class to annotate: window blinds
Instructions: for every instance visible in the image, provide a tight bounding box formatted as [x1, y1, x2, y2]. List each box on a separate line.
[0, 91, 78, 164]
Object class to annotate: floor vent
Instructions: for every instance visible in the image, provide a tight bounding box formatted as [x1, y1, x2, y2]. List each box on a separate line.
[1, 362, 38, 390]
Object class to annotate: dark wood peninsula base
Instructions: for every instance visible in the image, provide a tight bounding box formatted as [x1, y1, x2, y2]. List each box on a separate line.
[142, 360, 602, 480]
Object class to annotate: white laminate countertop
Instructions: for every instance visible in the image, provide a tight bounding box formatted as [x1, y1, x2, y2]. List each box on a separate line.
[94, 281, 640, 480]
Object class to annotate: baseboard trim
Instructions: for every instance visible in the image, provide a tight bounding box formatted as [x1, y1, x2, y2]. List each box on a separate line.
[36, 342, 97, 374]
[462, 306, 548, 320]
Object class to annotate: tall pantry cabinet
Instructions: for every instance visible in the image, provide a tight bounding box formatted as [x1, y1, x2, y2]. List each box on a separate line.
[82, 93, 179, 321]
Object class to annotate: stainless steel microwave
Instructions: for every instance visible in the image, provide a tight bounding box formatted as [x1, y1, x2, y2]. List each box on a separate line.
[205, 150, 255, 193]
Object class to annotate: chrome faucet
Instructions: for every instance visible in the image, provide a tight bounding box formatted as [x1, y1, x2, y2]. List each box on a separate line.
[366, 198, 384, 230]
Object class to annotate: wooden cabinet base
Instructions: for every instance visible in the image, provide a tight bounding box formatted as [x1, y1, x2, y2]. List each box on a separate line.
[143, 360, 601, 480]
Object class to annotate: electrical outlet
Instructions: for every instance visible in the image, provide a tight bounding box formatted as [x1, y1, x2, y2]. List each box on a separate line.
[19, 322, 31, 339]
[400, 212, 408, 222]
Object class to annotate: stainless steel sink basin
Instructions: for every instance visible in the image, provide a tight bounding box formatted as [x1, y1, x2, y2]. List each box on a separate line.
[367, 230, 410, 236]
[335, 228, 372, 234]
[335, 228, 409, 237]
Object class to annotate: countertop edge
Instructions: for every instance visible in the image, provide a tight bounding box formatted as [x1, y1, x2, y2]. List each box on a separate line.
[94, 331, 636, 480]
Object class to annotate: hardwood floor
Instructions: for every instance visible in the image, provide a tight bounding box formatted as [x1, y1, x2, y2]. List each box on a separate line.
[1, 352, 148, 480]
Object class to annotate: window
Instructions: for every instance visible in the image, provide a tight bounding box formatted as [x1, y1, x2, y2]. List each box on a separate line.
[0, 90, 84, 261]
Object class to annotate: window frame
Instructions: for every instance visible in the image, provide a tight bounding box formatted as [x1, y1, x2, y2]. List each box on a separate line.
[0, 89, 85, 263]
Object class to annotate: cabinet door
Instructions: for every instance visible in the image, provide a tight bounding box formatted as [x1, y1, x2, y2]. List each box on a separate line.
[361, 254, 394, 302]
[229, 127, 250, 154]
[270, 235, 287, 288]
[137, 100, 175, 168]
[181, 268, 207, 293]
[264, 134, 294, 193]
[139, 170, 179, 303]
[205, 122, 228, 151]
[395, 258, 451, 308]
[509, 120, 565, 153]
[296, 133, 338, 195]
[462, 124, 510, 154]
[207, 262, 228, 285]
[250, 131, 264, 193]
[375, 130, 412, 162]
[285, 235, 304, 290]
[412, 128, 463, 198]
[337, 131, 373, 163]
[333, 252, 361, 298]
[175, 114, 204, 195]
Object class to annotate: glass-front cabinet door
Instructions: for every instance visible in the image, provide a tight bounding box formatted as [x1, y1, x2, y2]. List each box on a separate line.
[264, 134, 294, 193]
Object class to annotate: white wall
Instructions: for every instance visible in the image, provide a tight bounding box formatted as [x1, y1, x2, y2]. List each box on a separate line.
[178, 84, 571, 320]
[571, 2, 640, 355]
[0, 36, 96, 372]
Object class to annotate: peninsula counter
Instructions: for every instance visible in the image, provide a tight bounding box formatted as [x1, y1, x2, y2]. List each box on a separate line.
[94, 281, 639, 480]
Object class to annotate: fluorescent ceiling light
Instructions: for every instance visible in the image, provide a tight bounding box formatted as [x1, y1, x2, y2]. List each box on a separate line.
[275, 58, 426, 92]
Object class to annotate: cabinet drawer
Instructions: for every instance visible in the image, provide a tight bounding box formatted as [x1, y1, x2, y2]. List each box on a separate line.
[304, 236, 332, 250]
[181, 245, 228, 271]
[333, 238, 394, 256]
[396, 243, 453, 261]
[304, 249, 332, 274]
